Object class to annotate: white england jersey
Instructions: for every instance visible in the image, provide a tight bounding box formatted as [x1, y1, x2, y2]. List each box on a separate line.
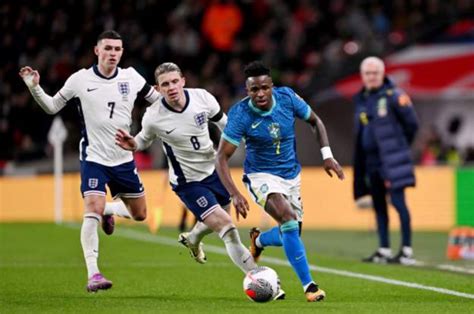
[137, 88, 222, 185]
[57, 65, 159, 166]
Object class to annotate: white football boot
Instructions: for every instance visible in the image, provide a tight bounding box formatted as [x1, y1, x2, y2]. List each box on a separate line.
[178, 232, 207, 264]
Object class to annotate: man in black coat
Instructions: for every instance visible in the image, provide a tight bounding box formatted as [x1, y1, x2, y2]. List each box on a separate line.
[353, 56, 419, 265]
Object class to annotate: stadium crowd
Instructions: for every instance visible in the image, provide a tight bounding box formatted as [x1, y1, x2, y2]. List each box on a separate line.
[1, 0, 473, 166]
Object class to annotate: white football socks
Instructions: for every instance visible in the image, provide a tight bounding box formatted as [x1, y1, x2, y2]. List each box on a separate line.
[81, 213, 101, 278]
[402, 246, 413, 256]
[104, 201, 132, 218]
[378, 247, 392, 257]
[220, 227, 257, 273]
[187, 221, 213, 244]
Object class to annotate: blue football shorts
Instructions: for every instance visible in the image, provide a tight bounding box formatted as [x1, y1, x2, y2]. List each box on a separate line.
[80, 160, 145, 199]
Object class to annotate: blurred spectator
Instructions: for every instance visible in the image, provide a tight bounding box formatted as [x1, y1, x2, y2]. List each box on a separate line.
[445, 145, 462, 166]
[201, 0, 243, 52]
[420, 125, 443, 166]
[464, 147, 474, 164]
[1, 0, 472, 167]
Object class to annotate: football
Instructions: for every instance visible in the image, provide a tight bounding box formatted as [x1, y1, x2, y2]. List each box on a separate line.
[243, 266, 280, 302]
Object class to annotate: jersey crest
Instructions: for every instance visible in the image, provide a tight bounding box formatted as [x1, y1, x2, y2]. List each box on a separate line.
[268, 122, 282, 155]
[377, 97, 388, 117]
[268, 123, 281, 140]
[118, 82, 130, 101]
[194, 112, 207, 129]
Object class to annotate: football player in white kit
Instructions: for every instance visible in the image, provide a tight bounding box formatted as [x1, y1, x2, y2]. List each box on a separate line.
[115, 62, 263, 279]
[19, 31, 160, 292]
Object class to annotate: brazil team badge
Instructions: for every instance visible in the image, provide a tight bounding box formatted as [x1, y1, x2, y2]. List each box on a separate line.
[268, 123, 281, 154]
[377, 97, 387, 117]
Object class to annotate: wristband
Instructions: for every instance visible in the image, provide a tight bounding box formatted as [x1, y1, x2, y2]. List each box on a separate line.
[320, 146, 333, 160]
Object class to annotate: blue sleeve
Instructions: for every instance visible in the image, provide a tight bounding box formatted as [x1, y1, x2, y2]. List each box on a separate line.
[222, 105, 246, 147]
[286, 87, 311, 121]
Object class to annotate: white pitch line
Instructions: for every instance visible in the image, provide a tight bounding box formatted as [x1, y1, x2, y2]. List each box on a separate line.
[412, 260, 474, 275]
[436, 264, 474, 275]
[107, 228, 474, 300]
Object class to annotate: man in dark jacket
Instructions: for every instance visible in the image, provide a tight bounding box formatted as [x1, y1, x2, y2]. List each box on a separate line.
[353, 57, 419, 265]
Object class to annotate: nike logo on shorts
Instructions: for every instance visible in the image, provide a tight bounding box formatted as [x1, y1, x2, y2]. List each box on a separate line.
[87, 88, 98, 92]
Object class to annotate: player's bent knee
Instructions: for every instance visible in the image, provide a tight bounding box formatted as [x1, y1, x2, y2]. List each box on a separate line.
[131, 209, 147, 221]
[281, 210, 297, 223]
[84, 195, 106, 215]
[133, 214, 146, 221]
[218, 223, 236, 239]
[84, 205, 104, 215]
[217, 210, 233, 225]
[203, 207, 232, 233]
[129, 205, 147, 221]
[123, 197, 147, 221]
[266, 194, 296, 223]
[222, 204, 231, 213]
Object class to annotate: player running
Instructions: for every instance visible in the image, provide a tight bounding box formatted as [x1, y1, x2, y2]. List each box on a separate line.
[216, 61, 345, 302]
[19, 30, 160, 292]
[115, 62, 267, 283]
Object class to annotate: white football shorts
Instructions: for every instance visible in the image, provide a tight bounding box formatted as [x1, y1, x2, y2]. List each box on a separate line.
[243, 172, 303, 221]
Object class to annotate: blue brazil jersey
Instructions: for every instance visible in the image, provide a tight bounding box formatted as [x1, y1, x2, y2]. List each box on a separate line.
[223, 86, 311, 180]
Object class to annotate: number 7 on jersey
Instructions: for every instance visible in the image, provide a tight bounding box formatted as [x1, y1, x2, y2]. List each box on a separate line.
[108, 102, 115, 118]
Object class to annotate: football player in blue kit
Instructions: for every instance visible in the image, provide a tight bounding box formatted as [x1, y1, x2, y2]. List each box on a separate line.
[216, 61, 345, 302]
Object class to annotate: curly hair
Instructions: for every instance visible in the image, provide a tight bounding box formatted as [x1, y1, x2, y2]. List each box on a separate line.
[243, 61, 270, 78]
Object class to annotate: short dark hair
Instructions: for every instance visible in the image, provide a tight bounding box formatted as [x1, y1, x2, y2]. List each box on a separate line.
[244, 61, 271, 78]
[97, 30, 122, 43]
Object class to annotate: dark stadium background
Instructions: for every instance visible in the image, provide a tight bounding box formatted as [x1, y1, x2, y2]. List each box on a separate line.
[1, 0, 473, 173]
[1, 3, 473, 312]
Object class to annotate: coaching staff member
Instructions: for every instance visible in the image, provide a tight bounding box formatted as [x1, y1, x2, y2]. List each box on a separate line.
[353, 56, 419, 265]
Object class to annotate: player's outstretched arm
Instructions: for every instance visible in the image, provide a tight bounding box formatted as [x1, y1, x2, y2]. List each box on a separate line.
[307, 111, 345, 180]
[18, 66, 67, 114]
[19, 66, 40, 86]
[115, 128, 138, 151]
[216, 139, 250, 220]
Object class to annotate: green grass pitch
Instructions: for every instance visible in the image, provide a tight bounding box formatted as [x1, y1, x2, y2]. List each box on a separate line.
[1, 223, 473, 313]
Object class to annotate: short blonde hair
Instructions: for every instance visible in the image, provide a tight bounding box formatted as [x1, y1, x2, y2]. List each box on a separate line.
[154, 62, 183, 83]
